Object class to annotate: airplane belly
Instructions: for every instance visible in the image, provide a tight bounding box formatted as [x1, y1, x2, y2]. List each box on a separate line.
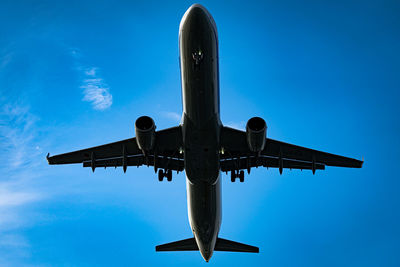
[183, 112, 220, 184]
[179, 1, 220, 129]
[179, 0, 221, 185]
[186, 174, 222, 258]
[180, 4, 223, 261]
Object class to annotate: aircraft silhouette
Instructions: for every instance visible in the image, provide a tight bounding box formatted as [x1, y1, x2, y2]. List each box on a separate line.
[47, 4, 363, 262]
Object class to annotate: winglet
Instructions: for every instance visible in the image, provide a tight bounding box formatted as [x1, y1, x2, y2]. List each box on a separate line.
[46, 153, 51, 164]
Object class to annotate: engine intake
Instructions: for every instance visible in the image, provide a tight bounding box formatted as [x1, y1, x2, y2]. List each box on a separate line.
[135, 116, 156, 152]
[246, 117, 267, 153]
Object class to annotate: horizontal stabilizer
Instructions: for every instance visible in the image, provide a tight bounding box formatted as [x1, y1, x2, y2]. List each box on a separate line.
[156, 238, 198, 251]
[156, 237, 258, 253]
[215, 238, 259, 253]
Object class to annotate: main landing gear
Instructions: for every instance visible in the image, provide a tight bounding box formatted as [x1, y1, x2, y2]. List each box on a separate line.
[231, 170, 244, 183]
[158, 169, 172, 182]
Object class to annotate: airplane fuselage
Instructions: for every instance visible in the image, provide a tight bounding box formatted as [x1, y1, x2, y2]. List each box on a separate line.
[179, 4, 222, 261]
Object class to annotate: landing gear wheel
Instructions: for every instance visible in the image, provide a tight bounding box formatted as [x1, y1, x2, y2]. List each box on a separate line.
[158, 169, 164, 182]
[239, 170, 244, 182]
[167, 170, 172, 182]
[231, 171, 236, 182]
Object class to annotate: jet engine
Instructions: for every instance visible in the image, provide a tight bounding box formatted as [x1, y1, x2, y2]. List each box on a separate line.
[135, 116, 156, 152]
[246, 117, 267, 153]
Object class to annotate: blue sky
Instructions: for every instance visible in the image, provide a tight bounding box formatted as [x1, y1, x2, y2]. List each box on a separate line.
[0, 0, 399, 266]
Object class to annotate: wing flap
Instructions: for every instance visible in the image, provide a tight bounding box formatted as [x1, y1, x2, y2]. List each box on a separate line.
[82, 154, 184, 171]
[220, 156, 325, 172]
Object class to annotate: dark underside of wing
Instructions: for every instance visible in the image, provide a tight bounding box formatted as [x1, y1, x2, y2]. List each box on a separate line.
[81, 154, 184, 172]
[220, 156, 325, 172]
[47, 126, 183, 171]
[47, 125, 362, 174]
[220, 126, 363, 173]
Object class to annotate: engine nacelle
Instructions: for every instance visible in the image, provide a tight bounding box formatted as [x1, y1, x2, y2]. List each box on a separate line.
[246, 117, 267, 153]
[135, 116, 156, 152]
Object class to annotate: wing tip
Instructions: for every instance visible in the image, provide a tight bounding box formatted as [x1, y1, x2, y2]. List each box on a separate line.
[46, 153, 53, 165]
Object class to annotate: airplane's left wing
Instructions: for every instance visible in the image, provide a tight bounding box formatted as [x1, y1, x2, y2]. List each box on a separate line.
[47, 126, 183, 172]
[47, 137, 140, 165]
[220, 126, 363, 175]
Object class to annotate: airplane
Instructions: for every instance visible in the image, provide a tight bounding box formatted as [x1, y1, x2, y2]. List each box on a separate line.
[46, 3, 363, 262]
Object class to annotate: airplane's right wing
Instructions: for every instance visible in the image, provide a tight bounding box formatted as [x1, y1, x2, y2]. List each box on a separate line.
[220, 155, 326, 173]
[263, 138, 363, 168]
[220, 126, 363, 174]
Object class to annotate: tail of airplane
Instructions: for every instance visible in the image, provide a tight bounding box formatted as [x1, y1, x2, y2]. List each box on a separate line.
[214, 238, 259, 253]
[156, 237, 198, 251]
[156, 237, 259, 253]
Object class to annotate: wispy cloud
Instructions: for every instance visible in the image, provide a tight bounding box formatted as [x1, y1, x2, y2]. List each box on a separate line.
[161, 111, 181, 123]
[81, 77, 112, 110]
[0, 101, 45, 207]
[84, 67, 97, 76]
[0, 100, 45, 259]
[0, 233, 29, 248]
[0, 103, 41, 171]
[0, 181, 43, 232]
[0, 186, 41, 208]
[69, 49, 113, 111]
[0, 182, 45, 234]
[80, 67, 112, 110]
[0, 233, 31, 265]
[0, 52, 13, 70]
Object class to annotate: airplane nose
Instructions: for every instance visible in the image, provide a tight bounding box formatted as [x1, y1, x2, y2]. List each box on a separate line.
[187, 4, 209, 18]
[179, 4, 218, 41]
[180, 4, 212, 31]
[186, 5, 209, 24]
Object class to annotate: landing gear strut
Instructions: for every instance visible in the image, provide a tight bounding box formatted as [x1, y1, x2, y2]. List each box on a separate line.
[239, 170, 244, 182]
[231, 171, 235, 182]
[166, 170, 172, 182]
[230, 170, 245, 182]
[158, 169, 172, 182]
[158, 169, 164, 181]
